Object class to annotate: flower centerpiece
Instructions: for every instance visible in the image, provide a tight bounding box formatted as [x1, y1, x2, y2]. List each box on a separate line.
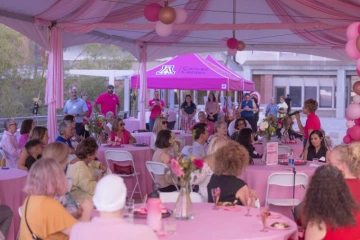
[168, 153, 204, 220]
[257, 115, 277, 142]
[84, 113, 106, 144]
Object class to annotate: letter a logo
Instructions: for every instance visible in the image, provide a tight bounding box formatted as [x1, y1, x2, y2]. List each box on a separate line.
[156, 65, 176, 75]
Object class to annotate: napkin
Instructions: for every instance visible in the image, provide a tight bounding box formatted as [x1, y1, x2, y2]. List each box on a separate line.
[309, 163, 320, 168]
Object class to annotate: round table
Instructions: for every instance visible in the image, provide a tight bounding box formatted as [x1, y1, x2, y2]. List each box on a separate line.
[123, 118, 140, 133]
[96, 144, 153, 197]
[0, 168, 28, 240]
[254, 141, 303, 157]
[133, 132, 193, 147]
[241, 159, 318, 219]
[134, 203, 298, 240]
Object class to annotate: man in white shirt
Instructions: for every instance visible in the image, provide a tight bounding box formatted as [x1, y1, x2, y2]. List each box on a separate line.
[191, 123, 209, 159]
[277, 96, 288, 119]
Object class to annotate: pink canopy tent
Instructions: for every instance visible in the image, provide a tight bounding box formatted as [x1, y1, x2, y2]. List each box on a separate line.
[205, 55, 255, 92]
[131, 53, 247, 91]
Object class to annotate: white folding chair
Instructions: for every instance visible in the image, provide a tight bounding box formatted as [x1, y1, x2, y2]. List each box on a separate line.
[181, 146, 192, 157]
[145, 161, 179, 191]
[160, 192, 203, 203]
[265, 172, 308, 207]
[105, 150, 143, 199]
[278, 146, 291, 155]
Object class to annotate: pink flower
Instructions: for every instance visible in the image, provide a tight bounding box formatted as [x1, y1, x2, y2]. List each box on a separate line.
[193, 159, 204, 169]
[170, 158, 184, 178]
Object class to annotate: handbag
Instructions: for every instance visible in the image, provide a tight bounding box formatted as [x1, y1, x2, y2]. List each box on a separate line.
[25, 197, 43, 240]
[113, 164, 134, 175]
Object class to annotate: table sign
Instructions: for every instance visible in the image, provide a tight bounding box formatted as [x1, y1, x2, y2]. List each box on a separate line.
[265, 142, 278, 165]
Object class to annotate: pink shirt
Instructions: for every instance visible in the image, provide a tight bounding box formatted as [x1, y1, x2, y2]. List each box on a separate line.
[86, 100, 93, 118]
[148, 99, 165, 119]
[109, 130, 132, 144]
[95, 92, 120, 116]
[18, 133, 29, 148]
[70, 217, 158, 240]
[304, 113, 321, 139]
[0, 131, 21, 167]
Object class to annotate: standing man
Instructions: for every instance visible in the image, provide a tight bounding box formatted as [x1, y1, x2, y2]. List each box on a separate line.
[277, 96, 288, 119]
[63, 87, 88, 136]
[285, 94, 292, 114]
[148, 90, 165, 131]
[95, 84, 120, 116]
[265, 98, 278, 119]
[239, 93, 258, 132]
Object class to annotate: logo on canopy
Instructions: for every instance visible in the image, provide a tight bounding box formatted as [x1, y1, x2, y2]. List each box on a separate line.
[156, 65, 176, 75]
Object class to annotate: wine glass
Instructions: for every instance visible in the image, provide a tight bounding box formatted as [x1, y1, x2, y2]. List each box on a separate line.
[260, 207, 270, 232]
[312, 158, 319, 165]
[245, 196, 254, 216]
[211, 187, 221, 210]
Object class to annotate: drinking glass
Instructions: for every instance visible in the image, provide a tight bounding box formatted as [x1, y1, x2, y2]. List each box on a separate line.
[211, 188, 221, 210]
[245, 196, 254, 216]
[163, 217, 176, 234]
[260, 207, 270, 232]
[312, 158, 319, 164]
[123, 199, 135, 223]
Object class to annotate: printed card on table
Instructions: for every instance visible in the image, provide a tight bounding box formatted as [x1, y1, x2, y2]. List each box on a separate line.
[266, 142, 278, 165]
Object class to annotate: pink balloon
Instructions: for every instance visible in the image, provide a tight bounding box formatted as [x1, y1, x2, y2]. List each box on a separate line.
[174, 8, 187, 24]
[155, 21, 173, 37]
[353, 95, 360, 104]
[346, 120, 355, 128]
[220, 37, 229, 47]
[345, 40, 360, 59]
[358, 69, 360, 77]
[343, 134, 352, 144]
[227, 38, 238, 49]
[144, 3, 162, 22]
[355, 118, 360, 126]
[346, 22, 360, 40]
[346, 103, 360, 120]
[357, 59, 360, 71]
[349, 125, 360, 141]
[227, 48, 237, 56]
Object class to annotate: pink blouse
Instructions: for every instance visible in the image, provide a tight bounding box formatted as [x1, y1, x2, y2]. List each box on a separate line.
[109, 130, 132, 144]
[18, 133, 29, 148]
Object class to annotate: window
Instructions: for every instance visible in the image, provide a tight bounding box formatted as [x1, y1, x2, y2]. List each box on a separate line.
[197, 91, 208, 105]
[304, 86, 317, 102]
[289, 87, 302, 107]
[275, 87, 286, 103]
[319, 86, 332, 108]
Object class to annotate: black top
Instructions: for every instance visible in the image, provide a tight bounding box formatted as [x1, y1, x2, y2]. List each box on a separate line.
[254, 102, 260, 118]
[306, 146, 328, 162]
[181, 102, 197, 115]
[25, 155, 37, 170]
[207, 174, 246, 205]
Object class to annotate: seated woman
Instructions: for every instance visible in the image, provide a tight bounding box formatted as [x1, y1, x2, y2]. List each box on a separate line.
[66, 137, 107, 202]
[109, 118, 136, 144]
[70, 175, 158, 240]
[24, 139, 43, 170]
[302, 165, 360, 240]
[152, 129, 178, 192]
[17, 126, 49, 171]
[18, 119, 35, 148]
[150, 116, 168, 151]
[208, 120, 230, 143]
[56, 120, 76, 154]
[191, 136, 229, 201]
[237, 128, 262, 159]
[230, 118, 247, 141]
[207, 141, 257, 205]
[19, 158, 93, 240]
[303, 130, 330, 162]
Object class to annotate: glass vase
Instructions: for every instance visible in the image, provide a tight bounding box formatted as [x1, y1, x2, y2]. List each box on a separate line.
[173, 181, 194, 220]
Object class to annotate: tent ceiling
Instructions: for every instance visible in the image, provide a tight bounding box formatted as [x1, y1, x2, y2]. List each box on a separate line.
[0, 0, 357, 61]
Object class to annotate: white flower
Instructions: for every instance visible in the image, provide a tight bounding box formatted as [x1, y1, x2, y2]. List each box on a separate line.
[84, 124, 89, 131]
[259, 121, 269, 131]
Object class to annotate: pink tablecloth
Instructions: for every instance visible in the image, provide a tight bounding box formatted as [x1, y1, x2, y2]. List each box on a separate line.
[133, 132, 193, 146]
[96, 144, 153, 198]
[134, 203, 297, 240]
[254, 142, 303, 157]
[241, 159, 317, 219]
[0, 168, 28, 240]
[123, 118, 140, 133]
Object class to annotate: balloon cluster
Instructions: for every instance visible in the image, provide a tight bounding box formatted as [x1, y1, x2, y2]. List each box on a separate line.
[143, 2, 187, 37]
[345, 22, 360, 76]
[344, 81, 360, 144]
[220, 37, 246, 56]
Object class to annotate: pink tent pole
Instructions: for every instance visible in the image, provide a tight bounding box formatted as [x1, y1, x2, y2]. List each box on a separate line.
[45, 27, 64, 142]
[138, 42, 147, 129]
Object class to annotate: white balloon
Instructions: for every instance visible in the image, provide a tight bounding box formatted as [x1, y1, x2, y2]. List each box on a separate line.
[353, 95, 360, 104]
[227, 48, 237, 56]
[346, 120, 355, 128]
[155, 21, 173, 37]
[220, 37, 229, 47]
[174, 8, 187, 24]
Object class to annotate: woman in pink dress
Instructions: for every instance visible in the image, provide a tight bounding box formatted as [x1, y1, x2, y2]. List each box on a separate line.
[18, 119, 35, 148]
[205, 92, 219, 122]
[109, 118, 136, 144]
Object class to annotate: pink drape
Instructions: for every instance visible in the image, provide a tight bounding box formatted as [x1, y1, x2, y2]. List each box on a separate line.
[138, 42, 147, 129]
[45, 27, 63, 142]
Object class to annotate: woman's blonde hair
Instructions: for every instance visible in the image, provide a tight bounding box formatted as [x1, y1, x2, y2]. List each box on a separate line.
[332, 144, 360, 177]
[207, 136, 229, 155]
[42, 142, 70, 166]
[29, 126, 48, 142]
[153, 116, 167, 134]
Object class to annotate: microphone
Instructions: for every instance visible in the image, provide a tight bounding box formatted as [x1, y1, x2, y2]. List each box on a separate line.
[288, 110, 302, 117]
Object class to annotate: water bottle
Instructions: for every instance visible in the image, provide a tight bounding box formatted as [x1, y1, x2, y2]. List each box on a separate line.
[147, 189, 162, 232]
[288, 150, 294, 168]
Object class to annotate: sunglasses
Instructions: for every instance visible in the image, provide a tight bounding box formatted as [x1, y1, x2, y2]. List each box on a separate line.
[162, 121, 168, 125]
[120, 123, 125, 126]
